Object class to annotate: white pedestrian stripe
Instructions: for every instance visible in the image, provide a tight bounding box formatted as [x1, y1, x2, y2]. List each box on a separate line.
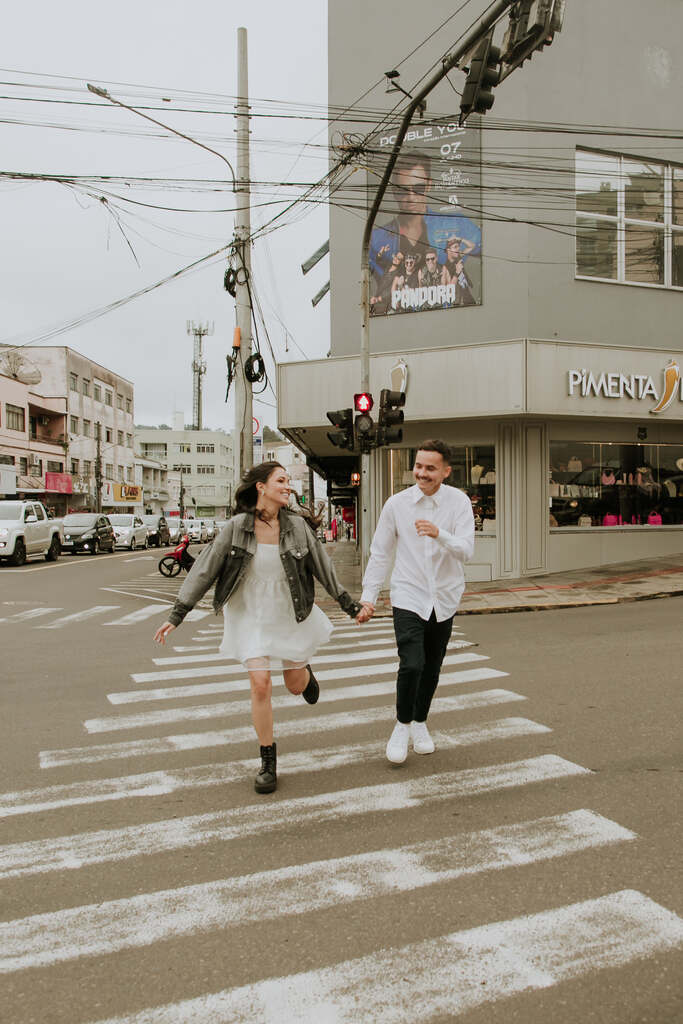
[131, 650, 488, 684]
[0, 607, 62, 623]
[0, 756, 590, 879]
[35, 606, 120, 629]
[108, 666, 509, 706]
[87, 890, 683, 1024]
[185, 609, 212, 621]
[41, 689, 524, 766]
[0, 719, 549, 820]
[0, 810, 635, 973]
[152, 638, 474, 666]
[86, 671, 509, 733]
[103, 604, 171, 626]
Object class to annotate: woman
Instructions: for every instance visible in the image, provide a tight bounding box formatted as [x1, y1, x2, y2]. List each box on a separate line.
[154, 462, 361, 794]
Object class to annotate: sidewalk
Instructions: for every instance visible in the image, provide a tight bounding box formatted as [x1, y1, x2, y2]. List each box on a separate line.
[316, 539, 683, 616]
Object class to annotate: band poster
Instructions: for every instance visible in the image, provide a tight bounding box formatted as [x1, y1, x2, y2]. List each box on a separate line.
[367, 119, 482, 317]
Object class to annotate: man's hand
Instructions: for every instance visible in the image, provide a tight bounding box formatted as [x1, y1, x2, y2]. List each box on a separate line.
[415, 519, 439, 538]
[356, 602, 375, 624]
[154, 621, 176, 645]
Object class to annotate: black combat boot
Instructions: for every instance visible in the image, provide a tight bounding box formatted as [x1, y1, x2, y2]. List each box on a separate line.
[302, 665, 320, 705]
[254, 742, 277, 794]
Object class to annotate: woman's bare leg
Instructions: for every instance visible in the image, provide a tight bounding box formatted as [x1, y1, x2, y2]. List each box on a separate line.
[249, 670, 273, 744]
[283, 666, 309, 696]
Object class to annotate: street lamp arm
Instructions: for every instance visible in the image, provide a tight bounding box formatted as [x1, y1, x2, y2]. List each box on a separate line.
[86, 83, 237, 192]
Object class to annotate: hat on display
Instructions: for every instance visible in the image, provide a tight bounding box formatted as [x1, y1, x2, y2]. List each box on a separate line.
[676, 458, 683, 472]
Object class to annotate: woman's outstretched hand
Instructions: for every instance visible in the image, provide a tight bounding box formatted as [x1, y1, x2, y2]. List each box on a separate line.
[154, 621, 176, 645]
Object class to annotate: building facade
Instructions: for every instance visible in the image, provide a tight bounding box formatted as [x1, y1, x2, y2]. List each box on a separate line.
[0, 371, 69, 511]
[135, 420, 233, 518]
[277, 0, 683, 580]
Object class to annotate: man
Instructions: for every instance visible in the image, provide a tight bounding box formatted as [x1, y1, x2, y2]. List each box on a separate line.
[357, 441, 475, 763]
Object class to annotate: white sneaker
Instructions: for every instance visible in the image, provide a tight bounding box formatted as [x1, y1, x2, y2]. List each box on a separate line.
[386, 722, 410, 764]
[411, 721, 435, 755]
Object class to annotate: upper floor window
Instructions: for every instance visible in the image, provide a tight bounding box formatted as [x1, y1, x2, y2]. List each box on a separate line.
[82, 419, 91, 437]
[126, 397, 132, 414]
[105, 463, 114, 479]
[82, 378, 90, 397]
[173, 442, 192, 454]
[93, 383, 102, 402]
[117, 430, 124, 446]
[70, 415, 79, 434]
[104, 391, 113, 407]
[196, 444, 215, 454]
[6, 404, 25, 432]
[117, 394, 124, 411]
[576, 149, 683, 289]
[69, 373, 78, 392]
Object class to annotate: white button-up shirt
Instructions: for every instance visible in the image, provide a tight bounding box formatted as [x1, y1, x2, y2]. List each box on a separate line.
[361, 483, 475, 622]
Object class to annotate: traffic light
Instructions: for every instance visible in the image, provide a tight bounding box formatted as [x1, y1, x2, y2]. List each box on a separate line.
[459, 30, 501, 124]
[326, 408, 354, 450]
[353, 392, 375, 451]
[377, 388, 405, 446]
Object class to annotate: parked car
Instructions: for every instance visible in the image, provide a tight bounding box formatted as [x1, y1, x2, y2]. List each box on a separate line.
[0, 500, 63, 565]
[61, 513, 115, 554]
[202, 518, 216, 541]
[107, 513, 149, 550]
[167, 518, 188, 543]
[185, 518, 208, 543]
[141, 514, 171, 548]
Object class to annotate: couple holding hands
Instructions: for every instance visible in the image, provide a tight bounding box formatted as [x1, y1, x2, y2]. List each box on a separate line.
[154, 439, 474, 794]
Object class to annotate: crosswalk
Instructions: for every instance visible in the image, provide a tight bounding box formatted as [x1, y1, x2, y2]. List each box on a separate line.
[2, 615, 681, 1022]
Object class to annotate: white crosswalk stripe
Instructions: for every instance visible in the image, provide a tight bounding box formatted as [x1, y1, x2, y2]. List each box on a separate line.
[151, 638, 475, 667]
[0, 606, 63, 623]
[0, 718, 549, 820]
[103, 604, 171, 626]
[0, 756, 590, 879]
[0, 810, 635, 973]
[40, 689, 525, 766]
[35, 605, 120, 629]
[89, 891, 683, 1024]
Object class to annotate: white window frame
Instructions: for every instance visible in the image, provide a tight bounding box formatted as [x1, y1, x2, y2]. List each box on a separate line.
[576, 149, 683, 291]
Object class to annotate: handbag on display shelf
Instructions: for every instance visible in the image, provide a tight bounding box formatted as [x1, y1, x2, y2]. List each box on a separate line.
[647, 511, 662, 525]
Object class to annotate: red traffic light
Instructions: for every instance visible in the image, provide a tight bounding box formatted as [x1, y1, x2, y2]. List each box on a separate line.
[354, 392, 373, 414]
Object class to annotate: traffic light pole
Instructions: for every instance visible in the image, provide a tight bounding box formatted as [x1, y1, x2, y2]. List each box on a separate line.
[358, 0, 514, 567]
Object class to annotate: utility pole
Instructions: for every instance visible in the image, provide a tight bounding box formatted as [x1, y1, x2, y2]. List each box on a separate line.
[95, 422, 102, 513]
[179, 469, 185, 519]
[233, 26, 253, 494]
[187, 320, 213, 430]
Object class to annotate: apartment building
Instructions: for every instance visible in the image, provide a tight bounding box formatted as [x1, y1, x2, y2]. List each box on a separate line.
[0, 369, 68, 511]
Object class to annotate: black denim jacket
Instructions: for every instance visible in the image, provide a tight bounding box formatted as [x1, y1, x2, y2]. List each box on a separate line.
[167, 509, 361, 627]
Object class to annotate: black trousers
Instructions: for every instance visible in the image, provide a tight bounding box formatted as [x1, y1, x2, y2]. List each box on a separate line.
[392, 607, 454, 724]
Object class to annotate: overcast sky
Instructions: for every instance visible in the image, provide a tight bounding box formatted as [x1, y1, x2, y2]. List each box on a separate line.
[2, 1, 333, 432]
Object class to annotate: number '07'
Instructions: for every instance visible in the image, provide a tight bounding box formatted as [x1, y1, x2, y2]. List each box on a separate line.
[440, 141, 462, 157]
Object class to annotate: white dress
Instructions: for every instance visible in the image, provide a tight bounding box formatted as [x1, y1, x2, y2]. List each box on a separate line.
[219, 543, 333, 669]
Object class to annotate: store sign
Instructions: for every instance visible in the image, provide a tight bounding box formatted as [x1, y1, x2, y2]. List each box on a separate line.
[101, 481, 142, 504]
[567, 359, 682, 414]
[45, 472, 73, 494]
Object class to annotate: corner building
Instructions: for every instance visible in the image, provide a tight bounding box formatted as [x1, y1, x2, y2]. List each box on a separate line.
[277, 0, 683, 580]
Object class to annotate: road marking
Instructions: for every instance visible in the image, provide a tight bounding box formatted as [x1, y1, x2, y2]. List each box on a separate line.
[0, 810, 635, 973]
[35, 606, 120, 630]
[131, 650, 488, 684]
[0, 756, 590, 878]
[86, 890, 683, 1024]
[108, 666, 508, 705]
[87, 671, 509, 733]
[185, 609, 212, 621]
[151, 639, 475, 667]
[0, 718, 548, 819]
[172, 645, 219, 652]
[42, 689, 524, 767]
[103, 604, 171, 626]
[0, 607, 62, 623]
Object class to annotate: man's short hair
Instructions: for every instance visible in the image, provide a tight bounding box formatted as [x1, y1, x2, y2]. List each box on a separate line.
[395, 150, 432, 182]
[417, 439, 452, 465]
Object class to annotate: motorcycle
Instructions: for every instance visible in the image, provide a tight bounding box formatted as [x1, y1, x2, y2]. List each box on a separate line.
[158, 535, 196, 577]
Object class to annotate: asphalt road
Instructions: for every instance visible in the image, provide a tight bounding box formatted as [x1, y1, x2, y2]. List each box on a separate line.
[1, 549, 681, 1024]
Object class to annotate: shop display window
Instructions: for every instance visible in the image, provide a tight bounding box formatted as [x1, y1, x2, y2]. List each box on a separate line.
[549, 442, 683, 527]
[386, 445, 496, 531]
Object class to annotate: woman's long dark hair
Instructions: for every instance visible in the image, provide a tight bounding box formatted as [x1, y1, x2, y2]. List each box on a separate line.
[232, 461, 323, 531]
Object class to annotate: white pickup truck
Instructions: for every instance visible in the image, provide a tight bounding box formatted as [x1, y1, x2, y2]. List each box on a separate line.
[0, 500, 64, 566]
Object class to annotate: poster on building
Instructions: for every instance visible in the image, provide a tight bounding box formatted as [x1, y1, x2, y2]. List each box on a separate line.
[367, 118, 482, 317]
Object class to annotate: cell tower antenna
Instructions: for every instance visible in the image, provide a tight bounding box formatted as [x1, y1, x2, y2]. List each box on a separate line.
[186, 320, 214, 430]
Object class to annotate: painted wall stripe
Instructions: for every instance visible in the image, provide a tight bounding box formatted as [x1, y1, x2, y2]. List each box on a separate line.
[108, 666, 508, 706]
[0, 811, 635, 973]
[131, 650, 488, 684]
[35, 606, 120, 629]
[41, 689, 524, 767]
[87, 890, 683, 1024]
[0, 755, 589, 879]
[87, 670, 505, 733]
[0, 718, 548, 820]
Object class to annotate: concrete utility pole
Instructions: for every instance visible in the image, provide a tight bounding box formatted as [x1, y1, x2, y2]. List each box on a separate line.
[187, 320, 213, 430]
[95, 422, 102, 513]
[233, 26, 253, 494]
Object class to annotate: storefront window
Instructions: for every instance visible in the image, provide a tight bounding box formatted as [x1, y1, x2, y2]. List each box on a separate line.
[549, 442, 683, 527]
[386, 445, 496, 531]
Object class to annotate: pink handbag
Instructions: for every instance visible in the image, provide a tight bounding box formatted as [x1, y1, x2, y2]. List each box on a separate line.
[647, 512, 662, 525]
[602, 514, 619, 526]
